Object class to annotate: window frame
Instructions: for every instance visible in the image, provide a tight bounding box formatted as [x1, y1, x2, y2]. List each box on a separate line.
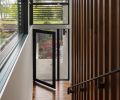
[29, 0, 69, 25]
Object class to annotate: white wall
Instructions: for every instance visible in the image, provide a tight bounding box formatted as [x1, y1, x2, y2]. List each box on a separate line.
[60, 31, 69, 79]
[0, 29, 33, 100]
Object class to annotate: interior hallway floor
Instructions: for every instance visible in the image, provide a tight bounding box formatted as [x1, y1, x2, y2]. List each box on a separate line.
[33, 81, 71, 100]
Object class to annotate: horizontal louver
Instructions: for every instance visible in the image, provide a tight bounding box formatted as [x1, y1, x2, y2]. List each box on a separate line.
[33, 0, 68, 3]
[33, 5, 65, 24]
[30, 0, 69, 24]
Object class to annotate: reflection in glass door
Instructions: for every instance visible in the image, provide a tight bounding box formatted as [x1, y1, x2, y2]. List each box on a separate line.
[33, 29, 56, 89]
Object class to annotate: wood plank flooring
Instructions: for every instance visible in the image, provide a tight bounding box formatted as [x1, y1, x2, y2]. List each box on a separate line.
[33, 81, 71, 100]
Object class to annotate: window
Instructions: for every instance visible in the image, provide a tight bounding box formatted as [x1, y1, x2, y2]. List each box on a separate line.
[0, 0, 28, 65]
[0, 0, 18, 51]
[0, 0, 28, 93]
[30, 0, 69, 24]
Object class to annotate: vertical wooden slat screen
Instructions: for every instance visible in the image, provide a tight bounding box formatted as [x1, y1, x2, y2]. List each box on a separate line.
[72, 0, 120, 100]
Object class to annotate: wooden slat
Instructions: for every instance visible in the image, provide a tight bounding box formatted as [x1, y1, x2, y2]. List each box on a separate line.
[76, 0, 79, 98]
[82, 0, 85, 99]
[117, 1, 120, 100]
[104, 0, 110, 99]
[86, 0, 89, 100]
[98, 0, 104, 100]
[111, 0, 117, 100]
[108, 0, 112, 100]
[97, 0, 100, 99]
[94, 0, 98, 80]
[77, 0, 79, 99]
[103, 0, 106, 99]
[84, 0, 87, 99]
[89, 0, 93, 100]
[91, 0, 96, 100]
[74, 0, 77, 99]
[80, 0, 83, 99]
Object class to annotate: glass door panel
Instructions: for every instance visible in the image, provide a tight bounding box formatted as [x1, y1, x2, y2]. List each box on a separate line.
[33, 29, 56, 88]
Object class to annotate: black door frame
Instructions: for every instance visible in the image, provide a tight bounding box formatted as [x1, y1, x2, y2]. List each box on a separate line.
[57, 29, 60, 81]
[33, 29, 56, 88]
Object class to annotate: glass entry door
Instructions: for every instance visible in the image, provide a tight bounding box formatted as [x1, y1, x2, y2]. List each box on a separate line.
[33, 29, 56, 89]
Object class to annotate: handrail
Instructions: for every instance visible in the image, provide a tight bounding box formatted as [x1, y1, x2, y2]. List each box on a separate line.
[68, 68, 120, 94]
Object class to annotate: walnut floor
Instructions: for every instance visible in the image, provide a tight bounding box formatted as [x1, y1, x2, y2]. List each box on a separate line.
[33, 81, 72, 100]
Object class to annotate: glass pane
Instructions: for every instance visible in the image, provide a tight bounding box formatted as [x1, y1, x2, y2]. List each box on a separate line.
[36, 32, 53, 84]
[33, 5, 68, 24]
[33, 0, 68, 3]
[0, 0, 18, 52]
